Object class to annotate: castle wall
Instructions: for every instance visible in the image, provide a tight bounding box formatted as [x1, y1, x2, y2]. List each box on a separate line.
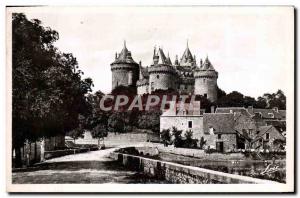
[194, 77, 218, 102]
[137, 84, 149, 95]
[149, 73, 176, 93]
[111, 64, 139, 90]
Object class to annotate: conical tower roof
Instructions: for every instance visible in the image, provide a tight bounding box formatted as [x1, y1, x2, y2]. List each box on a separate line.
[202, 56, 215, 70]
[153, 47, 170, 65]
[179, 40, 196, 66]
[112, 41, 138, 64]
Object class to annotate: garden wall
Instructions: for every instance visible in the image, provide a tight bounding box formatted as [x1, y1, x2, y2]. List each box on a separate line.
[110, 152, 278, 184]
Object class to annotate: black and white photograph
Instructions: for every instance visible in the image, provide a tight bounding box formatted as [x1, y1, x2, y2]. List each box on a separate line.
[5, 6, 294, 193]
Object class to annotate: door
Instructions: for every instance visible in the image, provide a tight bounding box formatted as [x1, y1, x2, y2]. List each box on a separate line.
[216, 141, 224, 153]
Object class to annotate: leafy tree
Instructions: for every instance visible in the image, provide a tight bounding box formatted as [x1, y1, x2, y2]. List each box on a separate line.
[12, 13, 93, 167]
[172, 127, 183, 148]
[184, 130, 193, 146]
[160, 129, 171, 146]
[66, 127, 84, 144]
[138, 111, 161, 133]
[108, 113, 126, 133]
[199, 136, 207, 149]
[91, 124, 108, 147]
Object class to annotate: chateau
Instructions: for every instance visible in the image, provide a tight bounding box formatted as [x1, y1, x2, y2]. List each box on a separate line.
[111, 41, 219, 102]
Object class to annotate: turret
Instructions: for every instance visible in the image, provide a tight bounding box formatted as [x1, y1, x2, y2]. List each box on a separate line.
[148, 47, 177, 93]
[194, 56, 218, 102]
[110, 41, 139, 90]
[179, 40, 197, 67]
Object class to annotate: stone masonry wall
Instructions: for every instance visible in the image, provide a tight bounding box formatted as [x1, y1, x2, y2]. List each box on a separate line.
[149, 73, 176, 93]
[194, 77, 217, 102]
[109, 152, 277, 184]
[160, 116, 203, 141]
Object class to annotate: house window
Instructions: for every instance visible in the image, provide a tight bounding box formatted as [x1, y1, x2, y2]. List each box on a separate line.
[188, 121, 193, 128]
[266, 133, 270, 140]
[157, 75, 159, 79]
[217, 134, 222, 139]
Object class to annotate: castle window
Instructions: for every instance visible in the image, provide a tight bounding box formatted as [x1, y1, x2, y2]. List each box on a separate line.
[157, 75, 159, 79]
[188, 121, 193, 128]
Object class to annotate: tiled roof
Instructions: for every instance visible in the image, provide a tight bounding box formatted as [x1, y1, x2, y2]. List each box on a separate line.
[250, 108, 283, 119]
[203, 113, 235, 134]
[215, 107, 252, 117]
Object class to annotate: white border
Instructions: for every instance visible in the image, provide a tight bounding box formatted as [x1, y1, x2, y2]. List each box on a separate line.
[3, 3, 296, 194]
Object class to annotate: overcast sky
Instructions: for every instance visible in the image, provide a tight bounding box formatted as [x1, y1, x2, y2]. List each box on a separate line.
[17, 6, 293, 98]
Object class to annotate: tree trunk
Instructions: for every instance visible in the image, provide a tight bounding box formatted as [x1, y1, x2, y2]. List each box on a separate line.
[14, 146, 22, 168]
[97, 138, 100, 148]
[40, 138, 45, 162]
[34, 142, 37, 163]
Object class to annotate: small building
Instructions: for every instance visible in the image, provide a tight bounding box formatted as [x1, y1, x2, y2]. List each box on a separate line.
[251, 125, 286, 151]
[160, 101, 204, 141]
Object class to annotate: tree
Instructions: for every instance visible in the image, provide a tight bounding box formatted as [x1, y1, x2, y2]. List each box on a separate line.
[12, 13, 93, 167]
[199, 136, 207, 149]
[172, 127, 183, 148]
[160, 129, 171, 147]
[91, 124, 108, 148]
[108, 113, 126, 133]
[184, 130, 194, 148]
[66, 128, 84, 144]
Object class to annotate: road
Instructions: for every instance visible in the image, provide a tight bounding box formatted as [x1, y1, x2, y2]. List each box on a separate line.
[12, 148, 164, 184]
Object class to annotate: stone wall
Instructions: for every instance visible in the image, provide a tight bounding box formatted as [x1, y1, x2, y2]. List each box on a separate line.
[111, 65, 139, 89]
[160, 116, 204, 140]
[149, 73, 176, 93]
[137, 84, 149, 95]
[110, 152, 278, 184]
[194, 77, 217, 102]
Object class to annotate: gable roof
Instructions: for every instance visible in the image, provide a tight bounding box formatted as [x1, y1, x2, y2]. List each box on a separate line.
[203, 113, 235, 134]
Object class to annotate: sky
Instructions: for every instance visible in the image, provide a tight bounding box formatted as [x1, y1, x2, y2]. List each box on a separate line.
[14, 6, 293, 98]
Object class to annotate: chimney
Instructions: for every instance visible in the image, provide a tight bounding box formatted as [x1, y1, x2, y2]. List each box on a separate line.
[210, 106, 215, 113]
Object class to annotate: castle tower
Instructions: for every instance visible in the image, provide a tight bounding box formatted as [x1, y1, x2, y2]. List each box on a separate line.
[194, 56, 218, 102]
[179, 41, 197, 67]
[110, 41, 139, 90]
[148, 47, 177, 93]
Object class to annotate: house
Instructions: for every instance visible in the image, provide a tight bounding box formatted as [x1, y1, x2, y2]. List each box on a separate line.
[160, 101, 204, 141]
[203, 113, 238, 152]
[251, 125, 286, 151]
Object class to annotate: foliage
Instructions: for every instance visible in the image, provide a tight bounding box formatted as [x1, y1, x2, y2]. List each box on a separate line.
[183, 130, 198, 148]
[215, 90, 286, 110]
[160, 129, 171, 145]
[199, 136, 207, 149]
[66, 127, 84, 143]
[91, 124, 108, 146]
[172, 127, 183, 148]
[12, 13, 93, 167]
